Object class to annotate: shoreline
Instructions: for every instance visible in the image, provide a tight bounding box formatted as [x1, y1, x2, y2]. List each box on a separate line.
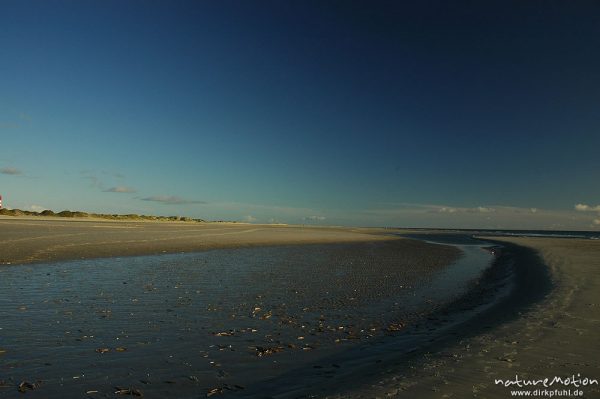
[334, 236, 600, 398]
[233, 236, 505, 398]
[240, 236, 525, 398]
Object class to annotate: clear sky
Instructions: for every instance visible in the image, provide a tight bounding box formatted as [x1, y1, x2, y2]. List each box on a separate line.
[1, 1, 599, 229]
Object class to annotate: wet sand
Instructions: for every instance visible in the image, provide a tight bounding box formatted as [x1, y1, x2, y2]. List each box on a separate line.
[0, 242, 457, 398]
[4, 217, 598, 398]
[0, 218, 468, 398]
[0, 217, 391, 265]
[334, 237, 600, 398]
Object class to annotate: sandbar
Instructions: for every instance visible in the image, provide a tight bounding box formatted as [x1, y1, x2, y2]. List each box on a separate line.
[0, 217, 392, 265]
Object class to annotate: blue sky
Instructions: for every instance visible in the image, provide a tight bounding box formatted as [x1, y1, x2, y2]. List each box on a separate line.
[1, 1, 599, 229]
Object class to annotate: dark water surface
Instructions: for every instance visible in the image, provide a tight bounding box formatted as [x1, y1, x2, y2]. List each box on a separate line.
[0, 240, 493, 398]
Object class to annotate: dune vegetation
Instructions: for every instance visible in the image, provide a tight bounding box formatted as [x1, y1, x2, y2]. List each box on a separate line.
[0, 207, 205, 222]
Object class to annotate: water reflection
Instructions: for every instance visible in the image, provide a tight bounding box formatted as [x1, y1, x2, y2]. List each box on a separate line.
[0, 240, 489, 397]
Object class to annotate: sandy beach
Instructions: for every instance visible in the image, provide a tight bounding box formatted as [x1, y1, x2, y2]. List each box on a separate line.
[335, 236, 600, 398]
[1, 217, 599, 398]
[1, 217, 464, 398]
[0, 217, 391, 265]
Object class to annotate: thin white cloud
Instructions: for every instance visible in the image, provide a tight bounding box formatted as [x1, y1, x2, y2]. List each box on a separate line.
[243, 215, 257, 222]
[82, 170, 130, 191]
[194, 200, 600, 230]
[141, 195, 206, 205]
[1, 167, 22, 175]
[303, 215, 326, 221]
[438, 207, 457, 213]
[104, 186, 136, 193]
[82, 174, 104, 189]
[594, 219, 600, 226]
[359, 203, 599, 230]
[431, 205, 495, 214]
[575, 203, 600, 212]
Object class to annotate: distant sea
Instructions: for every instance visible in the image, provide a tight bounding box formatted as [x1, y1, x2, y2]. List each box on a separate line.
[403, 229, 600, 240]
[469, 229, 600, 240]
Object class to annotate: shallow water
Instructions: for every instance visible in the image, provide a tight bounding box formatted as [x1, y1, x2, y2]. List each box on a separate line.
[0, 240, 492, 398]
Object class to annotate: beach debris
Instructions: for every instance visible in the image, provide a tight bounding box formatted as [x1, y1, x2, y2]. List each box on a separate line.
[279, 315, 296, 325]
[114, 386, 143, 396]
[254, 346, 284, 357]
[260, 310, 272, 320]
[207, 387, 223, 397]
[99, 309, 112, 319]
[497, 356, 514, 363]
[212, 330, 235, 337]
[251, 307, 262, 317]
[95, 346, 127, 353]
[18, 381, 41, 393]
[386, 322, 405, 332]
[75, 334, 95, 342]
[206, 384, 245, 397]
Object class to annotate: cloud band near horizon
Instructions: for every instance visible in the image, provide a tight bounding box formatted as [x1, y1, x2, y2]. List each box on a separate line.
[104, 186, 136, 193]
[140, 195, 206, 205]
[1, 167, 22, 175]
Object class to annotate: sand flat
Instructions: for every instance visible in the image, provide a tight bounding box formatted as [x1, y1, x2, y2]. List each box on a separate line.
[4, 218, 598, 398]
[339, 236, 600, 398]
[0, 219, 465, 398]
[0, 217, 392, 265]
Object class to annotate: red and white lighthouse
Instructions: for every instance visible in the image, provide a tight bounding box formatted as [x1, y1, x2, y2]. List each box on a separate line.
[0, 194, 2, 209]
